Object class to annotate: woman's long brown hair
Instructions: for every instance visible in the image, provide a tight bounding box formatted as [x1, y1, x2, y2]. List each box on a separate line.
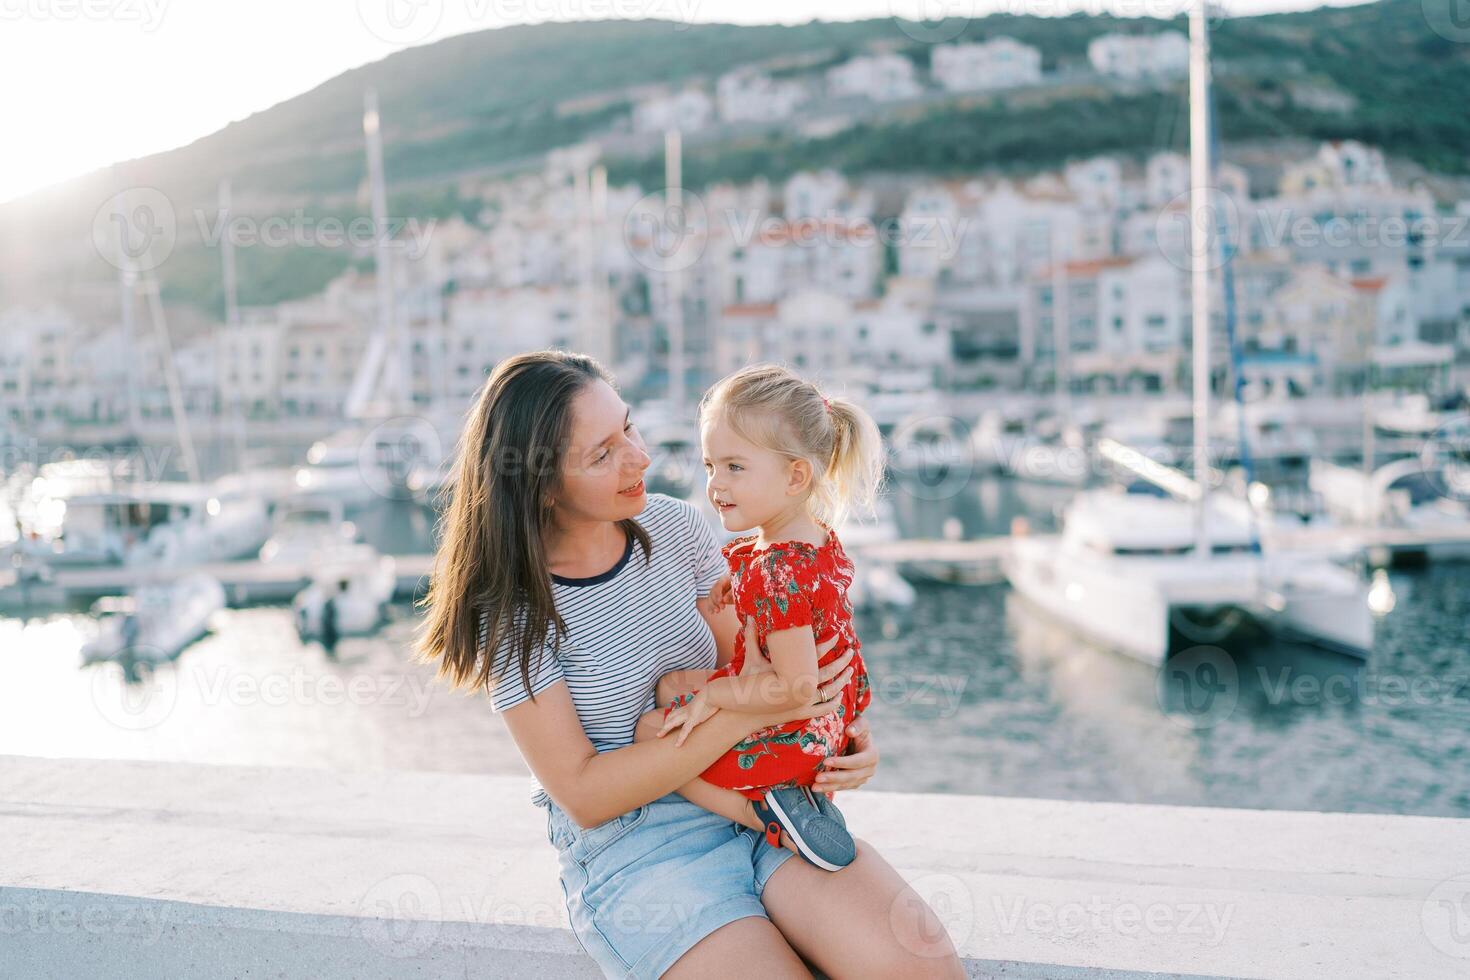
[413, 350, 650, 700]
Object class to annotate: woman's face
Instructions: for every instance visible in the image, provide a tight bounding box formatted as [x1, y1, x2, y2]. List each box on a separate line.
[551, 379, 650, 524]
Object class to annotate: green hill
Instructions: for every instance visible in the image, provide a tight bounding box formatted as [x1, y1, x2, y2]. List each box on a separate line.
[2, 0, 1466, 317]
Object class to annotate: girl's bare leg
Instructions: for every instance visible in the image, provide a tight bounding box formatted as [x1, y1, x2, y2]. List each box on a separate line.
[633, 709, 800, 854]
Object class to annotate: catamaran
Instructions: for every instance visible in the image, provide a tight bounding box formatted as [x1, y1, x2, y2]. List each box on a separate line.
[1004, 2, 1374, 667]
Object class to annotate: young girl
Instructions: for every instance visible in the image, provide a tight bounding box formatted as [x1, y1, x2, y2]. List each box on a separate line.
[642, 363, 885, 871]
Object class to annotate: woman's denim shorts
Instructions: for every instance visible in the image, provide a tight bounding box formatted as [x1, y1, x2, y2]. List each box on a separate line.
[544, 790, 797, 978]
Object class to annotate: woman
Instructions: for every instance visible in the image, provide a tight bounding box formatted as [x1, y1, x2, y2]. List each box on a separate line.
[417, 351, 963, 979]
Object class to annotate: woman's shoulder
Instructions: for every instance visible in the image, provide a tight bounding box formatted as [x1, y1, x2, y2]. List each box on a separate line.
[638, 492, 699, 533]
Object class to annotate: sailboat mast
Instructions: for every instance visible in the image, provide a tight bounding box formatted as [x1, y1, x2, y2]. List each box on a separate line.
[1188, 0, 1213, 559]
[364, 88, 403, 416]
[664, 129, 686, 418]
[218, 179, 247, 471]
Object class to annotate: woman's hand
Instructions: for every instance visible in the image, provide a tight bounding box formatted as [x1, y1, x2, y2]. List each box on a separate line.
[814, 715, 878, 794]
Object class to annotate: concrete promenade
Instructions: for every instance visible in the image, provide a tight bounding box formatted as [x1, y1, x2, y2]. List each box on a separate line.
[2, 754, 1467, 979]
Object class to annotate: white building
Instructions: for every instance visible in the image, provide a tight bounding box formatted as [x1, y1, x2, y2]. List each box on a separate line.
[632, 88, 714, 134]
[713, 217, 884, 306]
[716, 68, 807, 123]
[0, 306, 74, 426]
[1021, 255, 1186, 391]
[826, 54, 922, 102]
[445, 284, 579, 401]
[784, 170, 854, 220]
[896, 183, 972, 281]
[1064, 156, 1123, 209]
[852, 278, 949, 379]
[931, 37, 1042, 93]
[1145, 152, 1190, 209]
[1087, 32, 1189, 80]
[217, 317, 285, 417]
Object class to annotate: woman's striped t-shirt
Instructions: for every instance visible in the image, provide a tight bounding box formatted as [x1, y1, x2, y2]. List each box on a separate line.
[480, 493, 727, 809]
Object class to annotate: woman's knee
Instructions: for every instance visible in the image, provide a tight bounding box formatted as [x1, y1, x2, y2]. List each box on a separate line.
[852, 838, 966, 978]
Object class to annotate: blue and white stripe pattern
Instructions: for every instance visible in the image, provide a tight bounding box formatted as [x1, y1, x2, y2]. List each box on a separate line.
[481, 493, 727, 809]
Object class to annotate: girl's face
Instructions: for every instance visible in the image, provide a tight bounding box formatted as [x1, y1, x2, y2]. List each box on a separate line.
[701, 412, 809, 533]
[552, 379, 651, 525]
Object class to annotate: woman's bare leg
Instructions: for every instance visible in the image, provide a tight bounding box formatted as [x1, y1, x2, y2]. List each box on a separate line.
[662, 915, 811, 979]
[760, 837, 966, 979]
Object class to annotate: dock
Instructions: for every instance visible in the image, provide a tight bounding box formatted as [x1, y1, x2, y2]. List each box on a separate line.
[1, 522, 1466, 611]
[0, 554, 436, 610]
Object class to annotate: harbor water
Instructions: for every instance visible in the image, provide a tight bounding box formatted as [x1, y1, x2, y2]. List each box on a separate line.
[2, 477, 1468, 819]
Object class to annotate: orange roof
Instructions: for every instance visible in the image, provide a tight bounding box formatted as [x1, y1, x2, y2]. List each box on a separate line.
[1350, 277, 1387, 293]
[1036, 256, 1135, 279]
[754, 217, 875, 245]
[723, 303, 777, 317]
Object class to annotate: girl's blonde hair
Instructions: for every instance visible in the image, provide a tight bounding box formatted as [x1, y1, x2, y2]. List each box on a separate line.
[698, 363, 886, 528]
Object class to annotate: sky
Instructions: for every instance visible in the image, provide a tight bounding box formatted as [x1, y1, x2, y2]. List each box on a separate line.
[0, 0, 1368, 205]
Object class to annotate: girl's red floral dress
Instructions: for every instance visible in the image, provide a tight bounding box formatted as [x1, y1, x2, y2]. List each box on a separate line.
[664, 526, 872, 801]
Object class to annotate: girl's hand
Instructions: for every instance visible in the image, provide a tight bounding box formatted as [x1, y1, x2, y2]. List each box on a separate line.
[708, 574, 734, 614]
[657, 690, 720, 747]
[814, 715, 879, 794]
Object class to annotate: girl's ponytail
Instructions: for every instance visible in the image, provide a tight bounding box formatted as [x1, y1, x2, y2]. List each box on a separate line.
[815, 393, 886, 528]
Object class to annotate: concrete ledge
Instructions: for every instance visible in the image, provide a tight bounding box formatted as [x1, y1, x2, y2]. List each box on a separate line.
[2, 754, 1467, 979]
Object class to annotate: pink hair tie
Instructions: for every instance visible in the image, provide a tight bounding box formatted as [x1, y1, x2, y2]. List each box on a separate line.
[821, 396, 832, 413]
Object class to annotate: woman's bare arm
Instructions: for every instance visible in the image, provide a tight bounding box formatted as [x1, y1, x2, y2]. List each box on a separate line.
[500, 637, 855, 829]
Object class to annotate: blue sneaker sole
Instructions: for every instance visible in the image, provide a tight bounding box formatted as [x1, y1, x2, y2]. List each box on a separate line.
[759, 788, 856, 872]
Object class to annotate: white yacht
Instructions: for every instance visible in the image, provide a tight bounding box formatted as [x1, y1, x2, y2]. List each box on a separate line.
[1311, 458, 1470, 559]
[292, 544, 397, 640]
[888, 414, 972, 477]
[1005, 487, 1373, 666]
[258, 498, 360, 566]
[838, 498, 917, 611]
[80, 573, 226, 666]
[1003, 411, 1100, 487]
[1006, 2, 1376, 668]
[24, 480, 269, 568]
[292, 428, 394, 509]
[970, 407, 1038, 474]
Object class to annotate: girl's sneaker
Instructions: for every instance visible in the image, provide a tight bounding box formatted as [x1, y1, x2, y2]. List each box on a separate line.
[805, 785, 847, 830]
[752, 786, 856, 871]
